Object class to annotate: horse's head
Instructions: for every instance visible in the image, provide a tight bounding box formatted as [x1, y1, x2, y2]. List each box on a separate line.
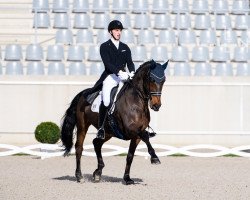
[148, 60, 169, 111]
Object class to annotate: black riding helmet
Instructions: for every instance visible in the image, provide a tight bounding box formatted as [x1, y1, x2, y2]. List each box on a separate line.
[108, 20, 124, 32]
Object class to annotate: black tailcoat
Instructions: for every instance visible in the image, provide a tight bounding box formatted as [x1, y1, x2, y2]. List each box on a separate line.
[84, 39, 135, 97]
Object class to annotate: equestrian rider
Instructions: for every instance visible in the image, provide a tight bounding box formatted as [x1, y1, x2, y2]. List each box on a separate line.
[97, 20, 135, 139]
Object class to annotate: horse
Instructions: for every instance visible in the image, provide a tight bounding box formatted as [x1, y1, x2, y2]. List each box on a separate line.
[61, 60, 169, 185]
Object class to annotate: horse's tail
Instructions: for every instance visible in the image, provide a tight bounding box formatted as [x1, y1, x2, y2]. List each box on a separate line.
[61, 90, 86, 156]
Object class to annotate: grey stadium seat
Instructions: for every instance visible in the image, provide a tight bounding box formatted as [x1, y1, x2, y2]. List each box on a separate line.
[53, 13, 70, 29]
[120, 29, 135, 44]
[173, 62, 191, 76]
[212, 0, 229, 14]
[194, 14, 211, 30]
[150, 46, 168, 62]
[132, 0, 149, 13]
[26, 44, 43, 61]
[194, 63, 212, 76]
[112, 0, 129, 13]
[32, 0, 49, 12]
[172, 0, 189, 13]
[97, 30, 110, 44]
[73, 13, 91, 29]
[158, 30, 176, 44]
[67, 45, 85, 61]
[5, 44, 23, 61]
[172, 46, 189, 62]
[48, 62, 65, 75]
[231, 0, 249, 14]
[52, 0, 69, 13]
[72, 0, 89, 13]
[55, 29, 73, 45]
[191, 0, 209, 14]
[47, 45, 64, 61]
[76, 29, 94, 44]
[178, 30, 196, 46]
[33, 13, 50, 28]
[192, 46, 209, 62]
[26, 62, 45, 75]
[174, 14, 191, 29]
[154, 14, 171, 29]
[68, 62, 86, 75]
[152, 0, 169, 14]
[215, 15, 231, 30]
[138, 30, 155, 45]
[220, 30, 237, 45]
[92, 0, 109, 13]
[6, 61, 23, 75]
[234, 15, 250, 30]
[93, 13, 110, 29]
[134, 14, 151, 29]
[89, 62, 104, 75]
[212, 46, 230, 62]
[236, 63, 250, 76]
[88, 46, 102, 61]
[215, 63, 233, 76]
[199, 30, 217, 45]
[233, 47, 249, 62]
[131, 46, 147, 62]
[241, 30, 250, 45]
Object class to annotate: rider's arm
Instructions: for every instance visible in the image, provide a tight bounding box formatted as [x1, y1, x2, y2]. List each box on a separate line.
[100, 44, 120, 75]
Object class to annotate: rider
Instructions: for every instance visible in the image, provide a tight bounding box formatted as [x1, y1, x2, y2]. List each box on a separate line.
[97, 20, 135, 139]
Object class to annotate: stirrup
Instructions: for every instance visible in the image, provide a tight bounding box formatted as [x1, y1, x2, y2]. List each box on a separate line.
[96, 128, 105, 139]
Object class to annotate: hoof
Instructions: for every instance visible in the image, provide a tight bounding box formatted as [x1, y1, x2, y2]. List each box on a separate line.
[151, 157, 161, 165]
[123, 175, 134, 185]
[75, 171, 83, 182]
[93, 169, 102, 183]
[63, 150, 70, 157]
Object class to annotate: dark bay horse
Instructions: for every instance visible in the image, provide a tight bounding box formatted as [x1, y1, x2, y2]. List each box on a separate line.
[61, 60, 169, 184]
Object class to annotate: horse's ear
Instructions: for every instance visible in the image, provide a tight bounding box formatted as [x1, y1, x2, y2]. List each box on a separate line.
[150, 59, 156, 69]
[162, 60, 169, 70]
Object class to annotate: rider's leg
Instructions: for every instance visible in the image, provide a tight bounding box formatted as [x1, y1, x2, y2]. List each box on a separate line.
[96, 74, 119, 139]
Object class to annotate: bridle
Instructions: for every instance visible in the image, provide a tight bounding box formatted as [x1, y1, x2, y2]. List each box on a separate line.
[127, 64, 165, 102]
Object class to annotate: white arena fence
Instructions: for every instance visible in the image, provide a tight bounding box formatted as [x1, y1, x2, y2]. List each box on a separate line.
[1, 144, 250, 159]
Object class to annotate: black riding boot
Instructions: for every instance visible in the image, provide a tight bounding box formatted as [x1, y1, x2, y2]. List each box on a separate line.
[96, 102, 108, 139]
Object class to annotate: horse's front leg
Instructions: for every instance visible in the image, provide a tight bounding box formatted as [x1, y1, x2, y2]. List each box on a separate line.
[140, 131, 161, 164]
[123, 138, 141, 185]
[92, 136, 111, 182]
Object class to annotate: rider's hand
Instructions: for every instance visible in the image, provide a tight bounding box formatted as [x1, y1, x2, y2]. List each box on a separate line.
[129, 71, 135, 79]
[118, 70, 129, 80]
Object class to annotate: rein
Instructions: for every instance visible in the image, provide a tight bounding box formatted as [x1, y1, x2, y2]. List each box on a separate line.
[126, 80, 150, 102]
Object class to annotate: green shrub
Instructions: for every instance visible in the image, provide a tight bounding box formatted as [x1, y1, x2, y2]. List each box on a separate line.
[35, 122, 60, 144]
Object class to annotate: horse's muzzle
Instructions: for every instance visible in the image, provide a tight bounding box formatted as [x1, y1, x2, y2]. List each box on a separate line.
[151, 104, 161, 111]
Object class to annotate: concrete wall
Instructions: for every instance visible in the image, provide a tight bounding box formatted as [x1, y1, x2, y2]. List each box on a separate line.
[0, 76, 250, 146]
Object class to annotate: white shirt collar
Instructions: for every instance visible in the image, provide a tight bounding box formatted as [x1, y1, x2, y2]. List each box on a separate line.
[111, 37, 120, 49]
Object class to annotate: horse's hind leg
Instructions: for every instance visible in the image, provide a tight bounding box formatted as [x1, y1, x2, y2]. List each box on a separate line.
[123, 138, 141, 185]
[140, 131, 161, 164]
[92, 136, 111, 182]
[75, 118, 90, 182]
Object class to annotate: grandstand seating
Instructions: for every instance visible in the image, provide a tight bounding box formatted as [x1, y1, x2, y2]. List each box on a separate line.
[27, 62, 45, 75]
[0, 0, 249, 76]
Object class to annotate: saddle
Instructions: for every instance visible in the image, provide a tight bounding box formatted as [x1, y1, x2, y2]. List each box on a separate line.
[86, 83, 126, 140]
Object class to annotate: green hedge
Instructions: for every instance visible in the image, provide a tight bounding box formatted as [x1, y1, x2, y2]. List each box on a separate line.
[35, 122, 60, 144]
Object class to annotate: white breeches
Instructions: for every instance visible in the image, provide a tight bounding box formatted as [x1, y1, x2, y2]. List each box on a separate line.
[102, 74, 123, 107]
